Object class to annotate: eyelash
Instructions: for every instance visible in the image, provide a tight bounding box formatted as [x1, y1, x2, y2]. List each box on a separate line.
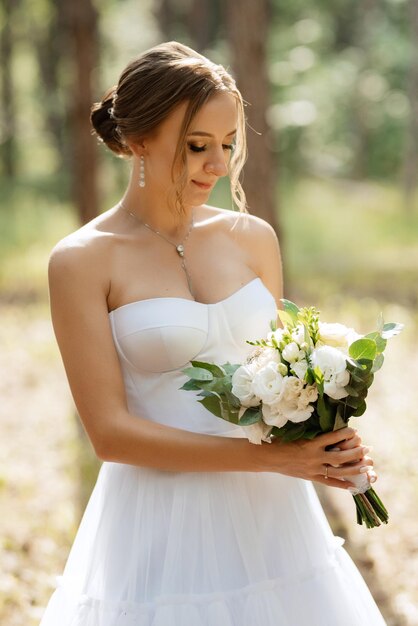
[188, 143, 235, 153]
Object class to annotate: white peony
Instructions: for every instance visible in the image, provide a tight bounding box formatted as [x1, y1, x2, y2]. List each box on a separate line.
[251, 362, 286, 405]
[231, 364, 259, 407]
[317, 322, 361, 353]
[310, 346, 350, 400]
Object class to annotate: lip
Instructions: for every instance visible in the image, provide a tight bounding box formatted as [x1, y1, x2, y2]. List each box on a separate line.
[192, 180, 214, 190]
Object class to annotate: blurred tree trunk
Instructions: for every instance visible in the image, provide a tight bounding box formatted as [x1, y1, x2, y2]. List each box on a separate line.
[224, 0, 279, 231]
[0, 0, 18, 178]
[403, 0, 418, 212]
[34, 0, 69, 177]
[351, 0, 379, 179]
[66, 0, 99, 224]
[155, 0, 176, 39]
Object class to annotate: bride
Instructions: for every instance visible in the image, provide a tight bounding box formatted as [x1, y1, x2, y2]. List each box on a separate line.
[40, 41, 386, 625]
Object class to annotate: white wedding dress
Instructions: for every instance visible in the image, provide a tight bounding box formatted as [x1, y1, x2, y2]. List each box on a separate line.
[40, 277, 386, 626]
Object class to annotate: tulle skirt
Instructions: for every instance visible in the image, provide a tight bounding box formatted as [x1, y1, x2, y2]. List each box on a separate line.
[40, 462, 386, 625]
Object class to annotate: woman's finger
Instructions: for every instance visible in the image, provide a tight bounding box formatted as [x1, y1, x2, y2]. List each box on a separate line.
[317, 427, 359, 450]
[324, 457, 374, 479]
[325, 446, 371, 466]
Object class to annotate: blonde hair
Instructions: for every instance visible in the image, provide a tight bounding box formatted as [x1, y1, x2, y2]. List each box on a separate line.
[91, 41, 247, 213]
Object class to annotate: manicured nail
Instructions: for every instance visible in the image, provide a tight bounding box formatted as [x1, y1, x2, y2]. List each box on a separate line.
[362, 446, 371, 455]
[359, 466, 369, 473]
[370, 475, 377, 483]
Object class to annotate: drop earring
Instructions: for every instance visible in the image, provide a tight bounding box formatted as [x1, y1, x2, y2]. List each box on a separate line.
[139, 155, 145, 188]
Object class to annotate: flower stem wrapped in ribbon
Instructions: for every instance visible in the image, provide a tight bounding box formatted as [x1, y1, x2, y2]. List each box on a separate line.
[181, 300, 403, 529]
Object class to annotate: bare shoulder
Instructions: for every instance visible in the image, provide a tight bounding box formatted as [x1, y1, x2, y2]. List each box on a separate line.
[48, 209, 117, 295]
[201, 204, 277, 241]
[201, 205, 283, 302]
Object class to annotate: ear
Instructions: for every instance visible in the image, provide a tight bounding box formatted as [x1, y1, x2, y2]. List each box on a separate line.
[125, 138, 147, 159]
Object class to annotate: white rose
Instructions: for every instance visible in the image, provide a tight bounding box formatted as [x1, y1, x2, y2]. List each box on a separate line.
[261, 401, 289, 428]
[281, 402, 314, 423]
[281, 376, 304, 401]
[242, 421, 273, 445]
[310, 346, 350, 400]
[282, 342, 303, 363]
[231, 364, 259, 407]
[298, 384, 318, 407]
[291, 358, 308, 380]
[251, 363, 286, 405]
[317, 322, 361, 353]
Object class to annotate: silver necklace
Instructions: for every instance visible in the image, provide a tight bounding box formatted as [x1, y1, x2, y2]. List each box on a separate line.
[120, 202, 195, 298]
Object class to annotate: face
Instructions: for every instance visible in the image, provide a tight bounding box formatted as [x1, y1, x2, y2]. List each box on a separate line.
[141, 91, 238, 207]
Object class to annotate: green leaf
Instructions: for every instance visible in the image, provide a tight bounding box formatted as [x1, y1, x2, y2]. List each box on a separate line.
[313, 366, 324, 395]
[199, 395, 239, 423]
[381, 322, 404, 339]
[183, 366, 214, 382]
[198, 395, 224, 419]
[365, 332, 387, 354]
[270, 318, 277, 332]
[222, 363, 241, 376]
[180, 379, 201, 391]
[190, 361, 225, 377]
[317, 395, 334, 431]
[371, 353, 384, 373]
[280, 299, 300, 322]
[239, 407, 261, 426]
[349, 339, 377, 361]
[277, 309, 295, 328]
[353, 400, 367, 417]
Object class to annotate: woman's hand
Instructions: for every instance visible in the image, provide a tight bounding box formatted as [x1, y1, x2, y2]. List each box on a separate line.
[264, 427, 376, 490]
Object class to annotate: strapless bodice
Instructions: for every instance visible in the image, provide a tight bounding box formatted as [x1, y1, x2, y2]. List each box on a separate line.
[108, 278, 277, 436]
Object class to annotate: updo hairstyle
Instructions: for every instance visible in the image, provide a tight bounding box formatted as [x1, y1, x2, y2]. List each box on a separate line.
[91, 41, 247, 212]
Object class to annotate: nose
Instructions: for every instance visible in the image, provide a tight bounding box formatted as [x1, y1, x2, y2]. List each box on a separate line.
[204, 148, 229, 178]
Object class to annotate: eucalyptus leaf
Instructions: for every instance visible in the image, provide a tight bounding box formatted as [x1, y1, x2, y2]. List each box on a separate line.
[349, 338, 377, 361]
[381, 322, 404, 339]
[190, 360, 225, 377]
[239, 407, 262, 426]
[180, 379, 201, 391]
[353, 400, 367, 417]
[198, 395, 224, 419]
[183, 366, 214, 382]
[222, 363, 241, 376]
[371, 353, 384, 373]
[365, 332, 387, 354]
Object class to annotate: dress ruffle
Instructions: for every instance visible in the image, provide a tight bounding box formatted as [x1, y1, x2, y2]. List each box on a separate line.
[40, 464, 385, 626]
[43, 544, 382, 626]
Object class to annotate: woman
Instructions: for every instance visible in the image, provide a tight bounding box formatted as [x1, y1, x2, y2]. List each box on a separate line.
[40, 42, 386, 625]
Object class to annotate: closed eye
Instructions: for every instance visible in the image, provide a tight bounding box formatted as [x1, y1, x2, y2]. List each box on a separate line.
[187, 143, 235, 153]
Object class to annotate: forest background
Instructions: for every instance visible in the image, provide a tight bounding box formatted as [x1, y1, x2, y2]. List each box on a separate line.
[0, 0, 417, 625]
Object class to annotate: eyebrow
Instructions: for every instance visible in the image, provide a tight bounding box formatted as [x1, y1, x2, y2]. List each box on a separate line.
[187, 130, 237, 138]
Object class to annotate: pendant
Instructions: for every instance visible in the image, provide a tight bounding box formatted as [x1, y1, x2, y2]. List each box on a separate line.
[176, 244, 184, 257]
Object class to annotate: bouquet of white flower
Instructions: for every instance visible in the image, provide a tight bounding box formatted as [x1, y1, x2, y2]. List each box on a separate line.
[181, 300, 403, 529]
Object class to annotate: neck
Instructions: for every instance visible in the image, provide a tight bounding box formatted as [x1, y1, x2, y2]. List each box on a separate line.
[120, 179, 193, 238]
